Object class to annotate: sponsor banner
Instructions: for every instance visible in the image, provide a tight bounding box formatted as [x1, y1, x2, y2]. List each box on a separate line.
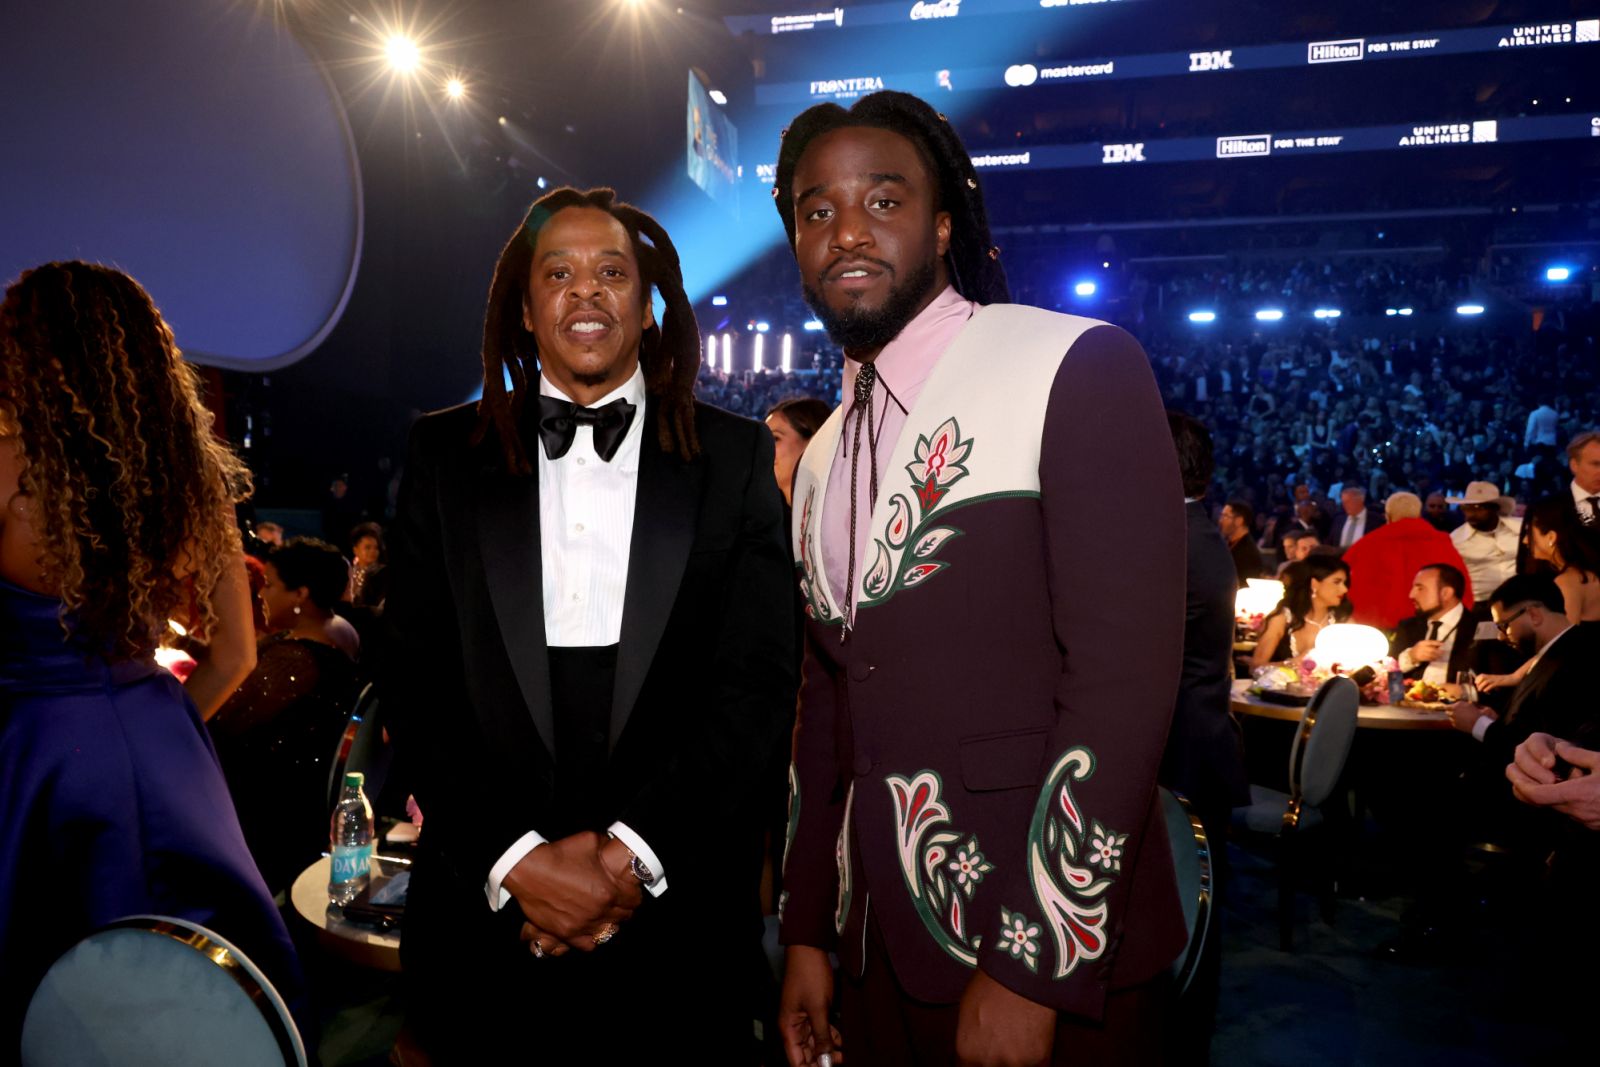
[725, 0, 1137, 36]
[1307, 38, 1365, 63]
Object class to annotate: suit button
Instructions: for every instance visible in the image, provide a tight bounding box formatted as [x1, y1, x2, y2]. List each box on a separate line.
[853, 753, 873, 777]
[849, 661, 874, 682]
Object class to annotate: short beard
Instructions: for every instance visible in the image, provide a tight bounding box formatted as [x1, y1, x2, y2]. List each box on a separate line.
[803, 256, 939, 354]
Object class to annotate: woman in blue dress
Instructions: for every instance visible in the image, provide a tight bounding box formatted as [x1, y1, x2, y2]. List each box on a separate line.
[0, 262, 305, 1051]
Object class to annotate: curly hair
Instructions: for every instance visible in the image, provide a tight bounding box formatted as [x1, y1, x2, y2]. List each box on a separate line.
[0, 262, 252, 658]
[474, 186, 701, 474]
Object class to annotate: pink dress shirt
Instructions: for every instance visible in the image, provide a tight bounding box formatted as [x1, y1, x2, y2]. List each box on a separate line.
[823, 286, 978, 614]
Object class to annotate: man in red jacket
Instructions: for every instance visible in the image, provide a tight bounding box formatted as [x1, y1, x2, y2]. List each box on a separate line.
[1341, 491, 1471, 629]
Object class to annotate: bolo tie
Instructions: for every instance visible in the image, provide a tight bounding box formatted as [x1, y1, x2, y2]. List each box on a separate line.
[841, 363, 909, 643]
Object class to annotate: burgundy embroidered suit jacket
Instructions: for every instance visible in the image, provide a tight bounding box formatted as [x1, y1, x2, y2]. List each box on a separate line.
[779, 305, 1187, 1023]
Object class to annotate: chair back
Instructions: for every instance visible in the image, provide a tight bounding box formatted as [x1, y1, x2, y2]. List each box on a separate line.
[1159, 788, 1214, 998]
[327, 682, 388, 811]
[21, 915, 306, 1067]
[1288, 675, 1359, 809]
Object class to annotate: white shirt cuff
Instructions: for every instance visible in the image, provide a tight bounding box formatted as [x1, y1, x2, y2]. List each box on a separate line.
[1471, 716, 1493, 743]
[1398, 649, 1417, 672]
[609, 821, 668, 897]
[485, 830, 548, 911]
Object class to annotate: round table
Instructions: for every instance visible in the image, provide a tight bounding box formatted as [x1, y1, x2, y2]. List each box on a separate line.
[289, 856, 403, 972]
[1230, 679, 1454, 731]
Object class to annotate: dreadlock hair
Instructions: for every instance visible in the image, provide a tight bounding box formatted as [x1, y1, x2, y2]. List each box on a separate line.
[473, 186, 701, 474]
[0, 261, 253, 659]
[773, 90, 1011, 306]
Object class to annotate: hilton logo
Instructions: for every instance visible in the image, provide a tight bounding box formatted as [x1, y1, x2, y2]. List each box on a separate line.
[1189, 50, 1233, 71]
[1102, 143, 1146, 163]
[1308, 38, 1365, 63]
[1216, 134, 1271, 158]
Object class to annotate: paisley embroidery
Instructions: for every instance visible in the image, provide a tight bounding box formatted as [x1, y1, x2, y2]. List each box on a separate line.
[835, 782, 855, 936]
[1019, 747, 1122, 980]
[796, 485, 840, 625]
[887, 771, 988, 965]
[855, 416, 976, 609]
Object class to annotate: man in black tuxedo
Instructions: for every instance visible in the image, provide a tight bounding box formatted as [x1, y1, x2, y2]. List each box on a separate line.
[1562, 430, 1600, 555]
[1162, 412, 1247, 1063]
[1391, 564, 1479, 686]
[382, 187, 795, 1059]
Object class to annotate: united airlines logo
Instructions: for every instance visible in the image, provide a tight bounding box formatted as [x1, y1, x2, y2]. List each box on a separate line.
[1498, 23, 1576, 47]
[1102, 143, 1145, 164]
[1216, 134, 1271, 158]
[1308, 38, 1365, 63]
[910, 0, 960, 20]
[1189, 50, 1233, 71]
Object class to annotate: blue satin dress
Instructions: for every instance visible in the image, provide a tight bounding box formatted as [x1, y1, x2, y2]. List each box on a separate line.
[0, 578, 306, 1050]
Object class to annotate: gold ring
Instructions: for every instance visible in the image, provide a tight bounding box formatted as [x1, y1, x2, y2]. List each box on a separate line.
[593, 924, 618, 946]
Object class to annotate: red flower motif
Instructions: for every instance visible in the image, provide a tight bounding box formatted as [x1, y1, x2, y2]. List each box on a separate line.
[915, 479, 949, 511]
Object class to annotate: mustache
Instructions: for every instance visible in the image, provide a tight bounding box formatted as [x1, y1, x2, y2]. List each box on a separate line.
[819, 254, 895, 282]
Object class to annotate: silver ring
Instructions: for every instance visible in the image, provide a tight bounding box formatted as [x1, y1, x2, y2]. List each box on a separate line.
[593, 923, 618, 946]
[532, 938, 546, 958]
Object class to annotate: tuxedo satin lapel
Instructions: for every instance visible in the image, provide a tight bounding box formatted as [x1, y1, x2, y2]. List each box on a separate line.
[611, 404, 699, 748]
[476, 459, 556, 756]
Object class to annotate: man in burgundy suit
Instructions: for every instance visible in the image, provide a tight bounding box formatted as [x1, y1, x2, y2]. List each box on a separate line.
[773, 91, 1186, 1066]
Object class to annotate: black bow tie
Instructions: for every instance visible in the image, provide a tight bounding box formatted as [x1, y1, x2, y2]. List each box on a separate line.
[536, 394, 637, 463]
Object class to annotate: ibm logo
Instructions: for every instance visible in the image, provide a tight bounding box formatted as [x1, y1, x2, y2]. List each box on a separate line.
[1189, 50, 1233, 71]
[1102, 143, 1146, 164]
[1308, 38, 1365, 63]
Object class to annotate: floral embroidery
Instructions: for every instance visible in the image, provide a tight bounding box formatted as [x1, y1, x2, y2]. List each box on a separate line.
[835, 782, 855, 936]
[782, 762, 801, 875]
[905, 417, 972, 514]
[946, 841, 992, 893]
[796, 485, 839, 625]
[1021, 747, 1125, 980]
[887, 772, 987, 965]
[997, 908, 1042, 973]
[1087, 822, 1127, 873]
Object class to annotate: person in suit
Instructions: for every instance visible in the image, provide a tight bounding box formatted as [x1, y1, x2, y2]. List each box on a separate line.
[1162, 411, 1247, 1064]
[1220, 498, 1265, 587]
[382, 187, 796, 1060]
[1562, 430, 1600, 551]
[1391, 563, 1480, 686]
[772, 92, 1186, 1067]
[1329, 485, 1385, 550]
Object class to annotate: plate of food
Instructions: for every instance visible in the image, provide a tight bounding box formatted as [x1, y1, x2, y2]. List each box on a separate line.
[1398, 680, 1456, 711]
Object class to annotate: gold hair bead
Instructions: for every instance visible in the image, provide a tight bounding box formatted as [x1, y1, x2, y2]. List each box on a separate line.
[967, 177, 977, 189]
[938, 113, 948, 122]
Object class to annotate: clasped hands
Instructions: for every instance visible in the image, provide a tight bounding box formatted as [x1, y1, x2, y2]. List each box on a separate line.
[502, 830, 643, 958]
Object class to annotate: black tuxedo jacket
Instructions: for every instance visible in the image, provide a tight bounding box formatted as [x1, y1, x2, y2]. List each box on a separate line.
[1161, 502, 1249, 817]
[382, 397, 796, 955]
[1484, 622, 1600, 766]
[1391, 606, 1482, 682]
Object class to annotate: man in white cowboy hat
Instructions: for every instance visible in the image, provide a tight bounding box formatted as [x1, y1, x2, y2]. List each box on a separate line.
[1447, 480, 1521, 604]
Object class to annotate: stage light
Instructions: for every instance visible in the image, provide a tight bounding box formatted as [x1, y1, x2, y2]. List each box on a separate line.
[782, 333, 793, 373]
[497, 116, 508, 126]
[536, 177, 547, 189]
[1102, 261, 1110, 269]
[753, 332, 765, 372]
[709, 89, 727, 105]
[1546, 266, 1572, 282]
[1456, 304, 1485, 316]
[1312, 308, 1341, 320]
[1385, 308, 1397, 316]
[1397, 307, 1414, 316]
[803, 319, 824, 331]
[444, 77, 465, 100]
[1073, 281, 1097, 297]
[1187, 311, 1216, 324]
[720, 333, 732, 373]
[1255, 309, 1284, 322]
[756, 321, 770, 333]
[385, 34, 421, 74]
[711, 295, 727, 307]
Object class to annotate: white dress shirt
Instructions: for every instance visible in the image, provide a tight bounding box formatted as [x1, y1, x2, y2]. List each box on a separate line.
[1524, 405, 1558, 448]
[1450, 517, 1522, 605]
[1397, 602, 1464, 685]
[484, 366, 667, 911]
[1570, 479, 1600, 527]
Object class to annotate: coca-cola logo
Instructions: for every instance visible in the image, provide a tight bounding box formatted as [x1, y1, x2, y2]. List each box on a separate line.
[910, 0, 960, 20]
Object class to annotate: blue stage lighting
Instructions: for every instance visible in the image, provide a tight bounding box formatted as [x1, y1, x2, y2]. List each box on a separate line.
[1385, 308, 1397, 316]
[710, 295, 727, 307]
[756, 321, 770, 333]
[1074, 281, 1097, 297]
[803, 319, 824, 332]
[1398, 307, 1414, 316]
[1255, 309, 1284, 322]
[1546, 266, 1572, 282]
[1312, 308, 1342, 320]
[1187, 311, 1216, 324]
[1456, 304, 1485, 316]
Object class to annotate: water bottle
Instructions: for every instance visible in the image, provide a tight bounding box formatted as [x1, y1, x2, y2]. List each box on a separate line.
[328, 772, 374, 908]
